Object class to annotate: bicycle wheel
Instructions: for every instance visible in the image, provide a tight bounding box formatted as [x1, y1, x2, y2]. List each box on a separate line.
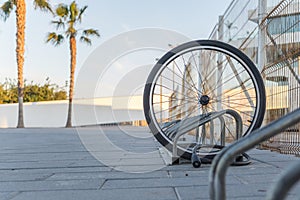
[143, 40, 266, 160]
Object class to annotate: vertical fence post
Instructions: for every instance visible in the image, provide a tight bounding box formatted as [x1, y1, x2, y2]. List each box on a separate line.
[257, 0, 267, 72]
[218, 15, 224, 42]
[217, 15, 224, 112]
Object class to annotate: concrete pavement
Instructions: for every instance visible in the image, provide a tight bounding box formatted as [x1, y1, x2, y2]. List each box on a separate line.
[0, 126, 299, 200]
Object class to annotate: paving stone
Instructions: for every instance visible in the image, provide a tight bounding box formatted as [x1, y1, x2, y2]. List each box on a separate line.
[175, 184, 269, 199]
[0, 160, 76, 170]
[110, 164, 167, 173]
[46, 170, 169, 181]
[0, 173, 53, 182]
[101, 176, 240, 190]
[0, 152, 90, 162]
[0, 166, 111, 175]
[0, 192, 20, 200]
[10, 188, 177, 200]
[0, 179, 104, 192]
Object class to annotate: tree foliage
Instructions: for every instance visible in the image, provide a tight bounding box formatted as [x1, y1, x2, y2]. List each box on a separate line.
[0, 78, 67, 104]
[46, 1, 100, 46]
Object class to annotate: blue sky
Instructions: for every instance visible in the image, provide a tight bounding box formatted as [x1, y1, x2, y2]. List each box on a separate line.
[0, 0, 232, 88]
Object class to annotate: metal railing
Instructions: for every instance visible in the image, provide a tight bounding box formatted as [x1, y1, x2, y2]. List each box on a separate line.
[209, 108, 300, 200]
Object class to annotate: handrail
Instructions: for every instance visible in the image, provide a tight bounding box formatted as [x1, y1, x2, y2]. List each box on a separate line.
[209, 108, 300, 200]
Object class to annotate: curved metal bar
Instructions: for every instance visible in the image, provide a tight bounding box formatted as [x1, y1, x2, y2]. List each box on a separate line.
[172, 112, 222, 159]
[224, 109, 242, 140]
[219, 115, 225, 146]
[209, 120, 215, 145]
[172, 109, 242, 159]
[167, 114, 210, 139]
[266, 160, 300, 200]
[209, 108, 300, 200]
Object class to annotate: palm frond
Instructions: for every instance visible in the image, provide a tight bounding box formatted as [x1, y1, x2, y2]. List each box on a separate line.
[0, 0, 15, 21]
[56, 3, 68, 18]
[78, 6, 87, 22]
[83, 29, 100, 37]
[51, 19, 65, 30]
[80, 36, 91, 45]
[47, 2, 99, 48]
[69, 1, 79, 22]
[46, 32, 64, 46]
[33, 0, 53, 13]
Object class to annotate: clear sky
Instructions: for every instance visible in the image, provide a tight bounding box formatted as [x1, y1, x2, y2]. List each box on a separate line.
[0, 0, 233, 88]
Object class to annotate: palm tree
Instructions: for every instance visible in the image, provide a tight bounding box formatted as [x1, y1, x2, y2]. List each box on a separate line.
[46, 1, 100, 127]
[0, 0, 52, 128]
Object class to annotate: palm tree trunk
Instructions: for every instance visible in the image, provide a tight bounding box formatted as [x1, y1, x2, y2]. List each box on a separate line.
[66, 36, 76, 128]
[15, 0, 26, 128]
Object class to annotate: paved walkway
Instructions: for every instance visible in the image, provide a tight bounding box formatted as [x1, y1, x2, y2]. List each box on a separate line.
[0, 126, 299, 200]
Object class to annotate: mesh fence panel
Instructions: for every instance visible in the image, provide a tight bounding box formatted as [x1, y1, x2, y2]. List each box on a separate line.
[209, 0, 300, 155]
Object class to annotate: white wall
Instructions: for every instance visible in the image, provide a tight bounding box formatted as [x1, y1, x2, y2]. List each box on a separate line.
[0, 98, 145, 128]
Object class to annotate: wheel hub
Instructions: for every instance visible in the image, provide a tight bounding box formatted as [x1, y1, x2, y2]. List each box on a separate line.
[199, 95, 210, 105]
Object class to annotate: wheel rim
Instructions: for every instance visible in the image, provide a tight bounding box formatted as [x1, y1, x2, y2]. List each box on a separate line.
[144, 40, 265, 158]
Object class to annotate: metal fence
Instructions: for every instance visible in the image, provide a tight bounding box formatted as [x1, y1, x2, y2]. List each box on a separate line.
[209, 0, 300, 156]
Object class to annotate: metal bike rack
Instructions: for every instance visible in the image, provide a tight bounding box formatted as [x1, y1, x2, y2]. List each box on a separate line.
[190, 115, 225, 168]
[171, 109, 242, 164]
[209, 108, 300, 200]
